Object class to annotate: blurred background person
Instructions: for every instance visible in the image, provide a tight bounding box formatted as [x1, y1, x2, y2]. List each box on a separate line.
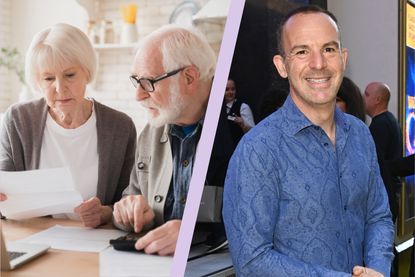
[385, 153, 415, 275]
[336, 76, 366, 122]
[225, 78, 255, 148]
[0, 23, 136, 228]
[364, 81, 403, 222]
[364, 81, 402, 162]
[256, 87, 289, 123]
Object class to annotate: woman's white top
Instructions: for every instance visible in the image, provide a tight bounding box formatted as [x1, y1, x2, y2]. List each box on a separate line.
[39, 103, 98, 219]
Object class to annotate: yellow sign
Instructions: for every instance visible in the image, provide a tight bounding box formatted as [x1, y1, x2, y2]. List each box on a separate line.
[408, 95, 415, 108]
[407, 3, 415, 48]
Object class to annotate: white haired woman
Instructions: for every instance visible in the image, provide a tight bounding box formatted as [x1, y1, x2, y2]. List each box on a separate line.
[0, 23, 136, 228]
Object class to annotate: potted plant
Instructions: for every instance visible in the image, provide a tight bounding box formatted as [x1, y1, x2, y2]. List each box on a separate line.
[0, 47, 31, 102]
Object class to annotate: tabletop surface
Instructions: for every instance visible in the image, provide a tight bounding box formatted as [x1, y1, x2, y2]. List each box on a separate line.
[1, 217, 235, 277]
[1, 217, 99, 277]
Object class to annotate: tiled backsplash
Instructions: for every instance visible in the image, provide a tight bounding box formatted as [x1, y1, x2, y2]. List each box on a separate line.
[0, 0, 12, 112]
[87, 0, 225, 133]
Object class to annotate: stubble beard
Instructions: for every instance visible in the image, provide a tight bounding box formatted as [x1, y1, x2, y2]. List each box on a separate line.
[144, 80, 184, 128]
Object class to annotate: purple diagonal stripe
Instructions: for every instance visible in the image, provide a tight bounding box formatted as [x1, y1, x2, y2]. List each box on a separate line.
[170, 0, 245, 276]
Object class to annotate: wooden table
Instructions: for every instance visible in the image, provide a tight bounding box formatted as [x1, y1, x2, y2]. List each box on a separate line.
[1, 217, 233, 277]
[1, 217, 100, 277]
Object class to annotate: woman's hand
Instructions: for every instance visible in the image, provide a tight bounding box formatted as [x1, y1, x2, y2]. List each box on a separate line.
[74, 197, 112, 228]
[0, 193, 7, 201]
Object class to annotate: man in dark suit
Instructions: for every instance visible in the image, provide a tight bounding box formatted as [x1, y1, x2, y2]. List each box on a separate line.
[365, 81, 403, 222]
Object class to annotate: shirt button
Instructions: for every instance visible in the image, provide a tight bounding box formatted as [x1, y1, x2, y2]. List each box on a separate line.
[324, 142, 329, 147]
[183, 160, 189, 167]
[314, 126, 319, 130]
[344, 205, 347, 211]
[160, 133, 168, 143]
[180, 197, 186, 205]
[137, 162, 145, 169]
[348, 238, 352, 244]
[154, 195, 163, 203]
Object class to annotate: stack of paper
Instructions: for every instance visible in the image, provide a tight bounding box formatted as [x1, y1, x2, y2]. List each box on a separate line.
[100, 246, 173, 276]
[20, 225, 127, 252]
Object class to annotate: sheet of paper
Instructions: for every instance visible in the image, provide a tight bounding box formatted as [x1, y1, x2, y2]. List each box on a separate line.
[19, 225, 127, 252]
[0, 167, 83, 219]
[100, 246, 173, 277]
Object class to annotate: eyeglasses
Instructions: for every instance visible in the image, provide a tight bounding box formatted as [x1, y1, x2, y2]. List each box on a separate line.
[129, 67, 185, 92]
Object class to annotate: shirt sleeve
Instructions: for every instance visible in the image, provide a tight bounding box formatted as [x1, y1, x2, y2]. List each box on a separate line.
[240, 103, 255, 128]
[122, 128, 144, 198]
[114, 161, 155, 232]
[114, 131, 155, 232]
[223, 139, 350, 277]
[112, 118, 137, 204]
[0, 109, 16, 171]
[363, 129, 395, 275]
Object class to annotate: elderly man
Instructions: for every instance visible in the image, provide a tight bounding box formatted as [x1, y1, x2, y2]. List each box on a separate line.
[113, 25, 216, 256]
[223, 5, 394, 277]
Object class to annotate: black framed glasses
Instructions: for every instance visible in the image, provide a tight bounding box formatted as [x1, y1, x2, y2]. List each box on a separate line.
[129, 67, 185, 92]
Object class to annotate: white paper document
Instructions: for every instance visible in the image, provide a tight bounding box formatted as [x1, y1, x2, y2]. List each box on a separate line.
[0, 167, 83, 219]
[100, 246, 173, 277]
[19, 225, 127, 252]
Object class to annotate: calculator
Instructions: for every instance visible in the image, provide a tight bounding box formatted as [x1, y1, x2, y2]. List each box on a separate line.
[109, 233, 144, 252]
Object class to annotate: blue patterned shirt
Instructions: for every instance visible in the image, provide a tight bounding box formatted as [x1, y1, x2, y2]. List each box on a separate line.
[223, 95, 394, 276]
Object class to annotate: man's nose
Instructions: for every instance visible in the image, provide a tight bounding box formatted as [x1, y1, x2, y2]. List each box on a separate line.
[308, 51, 327, 69]
[136, 86, 150, 101]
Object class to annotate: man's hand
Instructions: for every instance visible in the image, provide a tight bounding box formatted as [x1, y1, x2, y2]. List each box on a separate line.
[135, 219, 181, 256]
[352, 266, 384, 277]
[113, 195, 155, 233]
[74, 197, 111, 228]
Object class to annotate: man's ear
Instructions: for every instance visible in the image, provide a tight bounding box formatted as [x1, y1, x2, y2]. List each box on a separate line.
[183, 66, 199, 86]
[273, 55, 288, 78]
[375, 94, 382, 104]
[341, 47, 348, 71]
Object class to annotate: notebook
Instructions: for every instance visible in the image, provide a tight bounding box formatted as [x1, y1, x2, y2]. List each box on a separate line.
[0, 228, 50, 271]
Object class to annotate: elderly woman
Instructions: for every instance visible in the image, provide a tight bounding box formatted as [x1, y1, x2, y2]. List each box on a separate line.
[0, 23, 136, 227]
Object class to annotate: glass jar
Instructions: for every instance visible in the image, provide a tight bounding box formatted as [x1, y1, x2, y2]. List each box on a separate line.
[87, 20, 99, 44]
[104, 20, 115, 44]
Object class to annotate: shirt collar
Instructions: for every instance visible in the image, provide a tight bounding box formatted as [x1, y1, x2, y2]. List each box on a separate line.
[280, 95, 351, 138]
[334, 105, 350, 133]
[169, 119, 203, 140]
[226, 99, 237, 109]
[280, 95, 314, 136]
[334, 106, 351, 152]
